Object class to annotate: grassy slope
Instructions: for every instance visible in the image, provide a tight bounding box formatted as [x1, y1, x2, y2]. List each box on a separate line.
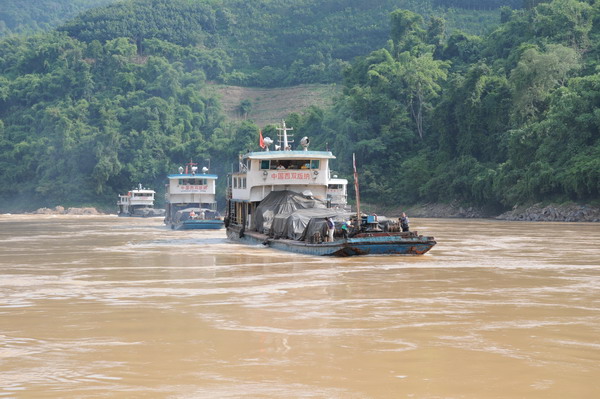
[205, 83, 342, 127]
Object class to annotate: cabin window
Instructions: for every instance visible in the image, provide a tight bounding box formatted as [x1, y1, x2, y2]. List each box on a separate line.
[310, 160, 320, 169]
[328, 184, 342, 189]
[179, 178, 208, 185]
[242, 178, 246, 189]
[233, 178, 238, 189]
[260, 160, 270, 170]
[271, 160, 314, 170]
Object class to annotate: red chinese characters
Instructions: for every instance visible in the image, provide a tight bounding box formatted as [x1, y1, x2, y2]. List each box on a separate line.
[179, 185, 208, 191]
[269, 172, 311, 180]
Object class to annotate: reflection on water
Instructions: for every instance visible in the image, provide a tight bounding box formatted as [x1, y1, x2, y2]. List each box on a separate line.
[1, 215, 599, 398]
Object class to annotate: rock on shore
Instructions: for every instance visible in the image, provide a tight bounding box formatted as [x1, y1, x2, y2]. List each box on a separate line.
[32, 206, 102, 215]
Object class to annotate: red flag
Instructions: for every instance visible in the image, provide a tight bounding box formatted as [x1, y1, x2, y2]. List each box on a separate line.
[259, 130, 265, 149]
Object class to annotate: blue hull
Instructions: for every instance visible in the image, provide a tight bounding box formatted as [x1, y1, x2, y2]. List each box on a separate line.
[226, 226, 435, 257]
[176, 220, 224, 230]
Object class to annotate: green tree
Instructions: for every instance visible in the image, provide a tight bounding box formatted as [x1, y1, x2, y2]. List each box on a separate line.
[400, 51, 449, 139]
[390, 9, 426, 55]
[509, 44, 581, 122]
[239, 99, 252, 120]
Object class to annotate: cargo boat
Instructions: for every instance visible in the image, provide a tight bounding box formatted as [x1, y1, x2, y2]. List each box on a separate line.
[164, 161, 224, 230]
[224, 121, 436, 256]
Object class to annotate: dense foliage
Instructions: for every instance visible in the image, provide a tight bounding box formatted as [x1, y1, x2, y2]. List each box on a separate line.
[0, 32, 254, 209]
[433, 0, 522, 9]
[291, 0, 599, 210]
[57, 0, 503, 87]
[0, 0, 113, 36]
[0, 0, 598, 212]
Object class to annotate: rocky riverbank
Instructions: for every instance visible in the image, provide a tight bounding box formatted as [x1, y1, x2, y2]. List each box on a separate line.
[496, 203, 600, 222]
[402, 202, 489, 219]
[381, 201, 600, 222]
[20, 202, 600, 222]
[31, 206, 103, 215]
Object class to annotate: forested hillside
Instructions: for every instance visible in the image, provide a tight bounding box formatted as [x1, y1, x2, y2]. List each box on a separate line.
[57, 0, 507, 87]
[0, 0, 598, 213]
[0, 0, 114, 37]
[293, 0, 599, 211]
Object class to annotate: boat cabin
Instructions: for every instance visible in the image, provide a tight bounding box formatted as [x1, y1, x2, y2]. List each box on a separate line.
[327, 176, 349, 210]
[230, 151, 335, 203]
[227, 120, 336, 230]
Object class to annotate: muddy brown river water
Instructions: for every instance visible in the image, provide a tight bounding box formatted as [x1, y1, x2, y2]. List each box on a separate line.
[0, 215, 599, 398]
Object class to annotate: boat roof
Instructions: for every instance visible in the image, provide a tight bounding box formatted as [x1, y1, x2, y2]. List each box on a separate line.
[120, 189, 155, 195]
[243, 150, 335, 160]
[167, 173, 218, 179]
[329, 178, 348, 184]
[176, 207, 219, 213]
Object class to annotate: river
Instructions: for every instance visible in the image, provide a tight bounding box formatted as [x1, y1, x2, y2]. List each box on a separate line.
[1, 215, 598, 398]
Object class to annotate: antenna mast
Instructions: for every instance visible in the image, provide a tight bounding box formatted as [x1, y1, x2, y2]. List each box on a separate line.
[276, 119, 294, 150]
[185, 159, 197, 174]
[353, 153, 361, 223]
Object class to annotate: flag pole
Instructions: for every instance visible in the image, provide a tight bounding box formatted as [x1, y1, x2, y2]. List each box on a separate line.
[353, 153, 361, 225]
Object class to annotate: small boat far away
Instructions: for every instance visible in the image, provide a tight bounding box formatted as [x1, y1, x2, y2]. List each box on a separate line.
[164, 161, 224, 230]
[117, 184, 165, 217]
[224, 120, 436, 256]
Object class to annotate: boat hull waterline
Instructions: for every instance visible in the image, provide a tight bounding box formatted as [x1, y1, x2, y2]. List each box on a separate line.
[226, 225, 435, 257]
[175, 219, 225, 230]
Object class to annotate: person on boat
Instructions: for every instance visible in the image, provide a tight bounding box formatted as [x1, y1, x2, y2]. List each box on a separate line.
[400, 212, 409, 232]
[341, 220, 352, 239]
[325, 217, 335, 242]
[189, 210, 196, 219]
[276, 163, 285, 170]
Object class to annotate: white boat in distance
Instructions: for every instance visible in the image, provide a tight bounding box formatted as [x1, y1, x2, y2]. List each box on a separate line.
[117, 184, 164, 217]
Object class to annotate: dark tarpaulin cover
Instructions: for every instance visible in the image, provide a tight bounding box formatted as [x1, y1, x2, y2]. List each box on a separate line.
[253, 190, 326, 233]
[271, 208, 343, 240]
[299, 212, 351, 241]
[253, 190, 351, 240]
